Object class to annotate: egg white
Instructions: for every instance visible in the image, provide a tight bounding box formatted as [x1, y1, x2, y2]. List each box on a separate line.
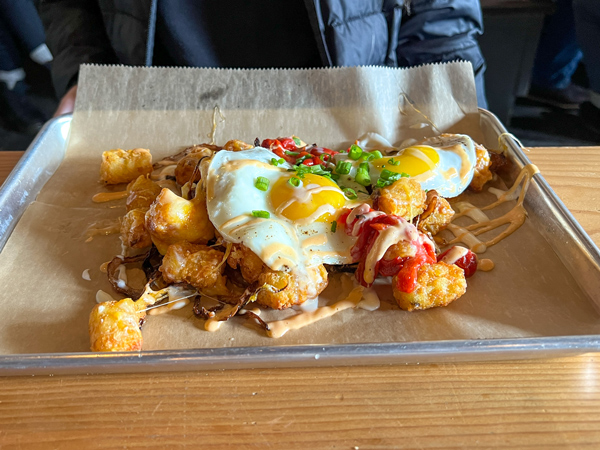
[204, 148, 356, 277]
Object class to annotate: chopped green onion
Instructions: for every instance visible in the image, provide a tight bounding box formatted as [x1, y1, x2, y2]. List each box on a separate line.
[370, 150, 383, 160]
[348, 144, 363, 160]
[389, 158, 400, 166]
[343, 188, 358, 199]
[293, 163, 335, 181]
[360, 152, 375, 162]
[330, 221, 337, 232]
[252, 210, 270, 219]
[285, 150, 300, 156]
[255, 176, 270, 191]
[292, 136, 302, 146]
[355, 162, 371, 186]
[270, 158, 280, 166]
[335, 160, 352, 175]
[288, 177, 301, 187]
[331, 173, 340, 181]
[376, 169, 410, 188]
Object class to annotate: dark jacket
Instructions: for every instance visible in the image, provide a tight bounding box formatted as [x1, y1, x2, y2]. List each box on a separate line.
[39, 0, 486, 105]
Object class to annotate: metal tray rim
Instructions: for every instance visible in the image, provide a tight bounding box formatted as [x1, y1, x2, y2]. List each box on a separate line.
[1, 110, 599, 376]
[1, 335, 599, 376]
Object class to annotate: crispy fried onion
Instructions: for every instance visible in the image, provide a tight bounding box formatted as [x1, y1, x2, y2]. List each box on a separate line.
[107, 252, 150, 299]
[417, 189, 440, 224]
[489, 150, 510, 173]
[107, 248, 164, 299]
[154, 144, 222, 168]
[193, 281, 287, 324]
[242, 310, 271, 332]
[324, 263, 359, 274]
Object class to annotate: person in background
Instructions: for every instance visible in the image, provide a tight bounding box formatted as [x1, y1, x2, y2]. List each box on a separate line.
[40, 0, 488, 117]
[0, 0, 53, 133]
[528, 0, 589, 110]
[573, 0, 600, 136]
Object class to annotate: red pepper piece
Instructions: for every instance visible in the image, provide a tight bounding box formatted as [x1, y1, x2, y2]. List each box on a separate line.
[437, 247, 478, 278]
[279, 137, 297, 150]
[302, 158, 315, 166]
[261, 139, 280, 149]
[378, 256, 407, 277]
[312, 157, 323, 166]
[310, 147, 338, 157]
[395, 244, 436, 293]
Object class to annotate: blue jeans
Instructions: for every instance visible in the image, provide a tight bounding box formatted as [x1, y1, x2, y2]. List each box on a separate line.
[531, 0, 582, 90]
[574, 0, 600, 94]
[0, 0, 46, 71]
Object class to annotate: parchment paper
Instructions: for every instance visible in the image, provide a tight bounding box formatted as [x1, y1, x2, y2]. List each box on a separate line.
[0, 62, 597, 354]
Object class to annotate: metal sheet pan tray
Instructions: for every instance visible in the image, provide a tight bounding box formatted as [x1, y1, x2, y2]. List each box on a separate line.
[0, 110, 599, 376]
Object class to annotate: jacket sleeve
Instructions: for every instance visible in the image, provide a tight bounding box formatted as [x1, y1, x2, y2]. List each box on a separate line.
[39, 0, 118, 98]
[397, 0, 487, 107]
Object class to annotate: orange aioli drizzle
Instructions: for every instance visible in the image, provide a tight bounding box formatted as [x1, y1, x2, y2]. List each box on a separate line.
[92, 191, 128, 203]
[442, 164, 539, 253]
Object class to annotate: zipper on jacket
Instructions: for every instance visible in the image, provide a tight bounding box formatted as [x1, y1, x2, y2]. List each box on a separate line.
[145, 0, 158, 66]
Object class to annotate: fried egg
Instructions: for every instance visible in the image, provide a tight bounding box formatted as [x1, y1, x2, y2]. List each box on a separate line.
[204, 148, 358, 280]
[348, 133, 477, 198]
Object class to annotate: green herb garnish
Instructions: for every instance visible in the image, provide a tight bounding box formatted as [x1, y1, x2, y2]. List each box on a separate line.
[252, 210, 270, 219]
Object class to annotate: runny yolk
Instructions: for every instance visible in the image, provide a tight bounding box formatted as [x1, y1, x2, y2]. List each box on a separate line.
[270, 174, 345, 222]
[372, 145, 440, 176]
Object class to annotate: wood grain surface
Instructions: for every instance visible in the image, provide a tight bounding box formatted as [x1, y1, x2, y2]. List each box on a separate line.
[1, 147, 600, 449]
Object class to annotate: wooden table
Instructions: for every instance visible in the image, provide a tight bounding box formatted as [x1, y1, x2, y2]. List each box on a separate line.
[1, 148, 600, 449]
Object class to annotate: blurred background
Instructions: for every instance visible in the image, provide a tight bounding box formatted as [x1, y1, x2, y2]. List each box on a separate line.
[0, 0, 598, 150]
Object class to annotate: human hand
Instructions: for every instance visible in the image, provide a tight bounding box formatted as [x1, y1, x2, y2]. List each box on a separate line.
[53, 85, 77, 117]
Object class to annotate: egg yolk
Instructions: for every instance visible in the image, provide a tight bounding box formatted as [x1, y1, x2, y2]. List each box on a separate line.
[372, 145, 440, 176]
[270, 174, 345, 222]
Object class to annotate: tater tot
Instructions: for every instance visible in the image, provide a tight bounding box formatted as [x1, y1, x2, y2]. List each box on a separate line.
[417, 190, 454, 236]
[89, 298, 145, 352]
[223, 140, 253, 152]
[100, 148, 153, 185]
[227, 244, 265, 283]
[377, 178, 426, 220]
[383, 240, 416, 261]
[145, 188, 215, 253]
[126, 175, 162, 211]
[121, 209, 152, 248]
[175, 147, 213, 186]
[393, 262, 466, 311]
[160, 242, 225, 289]
[469, 143, 493, 192]
[257, 265, 328, 310]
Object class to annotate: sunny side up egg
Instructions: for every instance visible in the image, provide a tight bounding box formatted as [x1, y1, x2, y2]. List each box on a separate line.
[204, 148, 358, 285]
[356, 133, 477, 198]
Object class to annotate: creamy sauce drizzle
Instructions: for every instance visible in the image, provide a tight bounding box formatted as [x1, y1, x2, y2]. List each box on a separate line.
[92, 191, 128, 203]
[85, 219, 121, 242]
[204, 303, 238, 332]
[301, 234, 328, 248]
[151, 164, 177, 181]
[208, 105, 225, 145]
[95, 290, 117, 304]
[223, 159, 281, 173]
[443, 164, 539, 253]
[266, 286, 365, 338]
[439, 246, 469, 265]
[363, 222, 418, 284]
[478, 259, 495, 271]
[404, 146, 436, 167]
